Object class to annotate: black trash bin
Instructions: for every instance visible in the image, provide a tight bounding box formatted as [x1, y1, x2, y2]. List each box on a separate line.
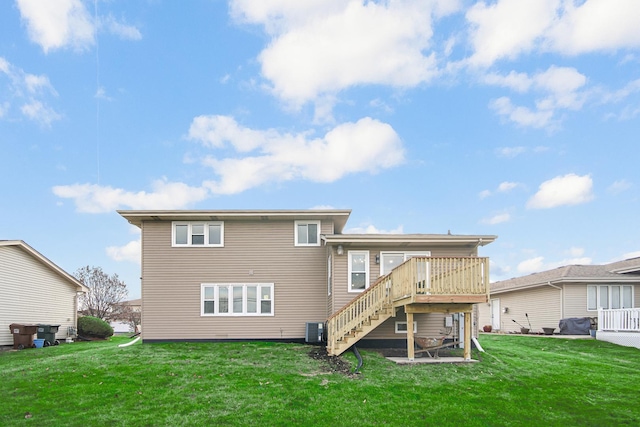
[37, 324, 61, 346]
[9, 324, 38, 350]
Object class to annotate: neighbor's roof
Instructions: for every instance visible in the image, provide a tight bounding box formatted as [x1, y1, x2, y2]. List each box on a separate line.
[0, 240, 89, 292]
[491, 257, 640, 294]
[323, 233, 496, 248]
[118, 209, 352, 233]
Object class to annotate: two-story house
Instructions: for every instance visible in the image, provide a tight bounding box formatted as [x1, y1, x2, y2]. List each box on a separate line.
[118, 209, 496, 360]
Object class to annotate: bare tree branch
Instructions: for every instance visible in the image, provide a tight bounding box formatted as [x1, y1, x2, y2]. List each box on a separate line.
[75, 266, 128, 321]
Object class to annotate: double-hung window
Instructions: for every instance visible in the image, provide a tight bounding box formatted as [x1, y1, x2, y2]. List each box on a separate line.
[295, 220, 320, 246]
[587, 285, 633, 310]
[348, 251, 369, 292]
[201, 283, 274, 316]
[173, 221, 224, 247]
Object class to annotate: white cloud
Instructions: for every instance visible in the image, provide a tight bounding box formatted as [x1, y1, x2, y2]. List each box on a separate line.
[344, 224, 404, 234]
[16, 0, 142, 53]
[623, 250, 640, 260]
[52, 178, 209, 213]
[24, 74, 57, 95]
[490, 97, 554, 128]
[517, 253, 592, 274]
[486, 66, 587, 128]
[498, 181, 519, 192]
[231, 0, 459, 112]
[189, 115, 405, 194]
[607, 179, 632, 194]
[106, 239, 141, 264]
[20, 100, 62, 126]
[0, 57, 61, 125]
[496, 146, 526, 158]
[478, 189, 491, 199]
[17, 0, 95, 53]
[104, 15, 142, 41]
[517, 256, 546, 274]
[481, 212, 511, 225]
[483, 70, 532, 93]
[566, 247, 584, 258]
[479, 181, 521, 199]
[527, 173, 594, 209]
[546, 0, 640, 55]
[466, 0, 558, 67]
[0, 101, 9, 118]
[466, 0, 640, 67]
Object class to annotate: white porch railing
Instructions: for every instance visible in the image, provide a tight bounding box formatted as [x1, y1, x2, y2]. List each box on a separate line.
[598, 308, 640, 332]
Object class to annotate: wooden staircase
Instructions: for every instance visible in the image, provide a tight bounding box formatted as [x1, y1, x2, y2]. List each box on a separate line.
[326, 257, 490, 356]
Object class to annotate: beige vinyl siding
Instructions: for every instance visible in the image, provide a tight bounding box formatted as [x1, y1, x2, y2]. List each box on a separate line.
[141, 219, 332, 341]
[0, 246, 79, 345]
[563, 284, 590, 318]
[484, 286, 561, 332]
[476, 301, 491, 330]
[364, 311, 455, 340]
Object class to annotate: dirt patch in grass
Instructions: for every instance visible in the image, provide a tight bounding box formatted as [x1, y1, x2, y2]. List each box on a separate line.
[307, 346, 357, 377]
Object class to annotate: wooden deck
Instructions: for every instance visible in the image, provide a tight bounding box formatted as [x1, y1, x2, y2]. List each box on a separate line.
[326, 257, 489, 359]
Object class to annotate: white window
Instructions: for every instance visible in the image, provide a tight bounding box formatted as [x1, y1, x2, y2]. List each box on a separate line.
[348, 251, 369, 292]
[294, 220, 320, 246]
[380, 252, 431, 276]
[201, 284, 273, 316]
[173, 221, 224, 247]
[395, 321, 418, 334]
[587, 285, 634, 310]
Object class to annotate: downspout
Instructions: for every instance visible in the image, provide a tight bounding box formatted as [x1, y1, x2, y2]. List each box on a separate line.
[546, 281, 563, 319]
[351, 345, 363, 374]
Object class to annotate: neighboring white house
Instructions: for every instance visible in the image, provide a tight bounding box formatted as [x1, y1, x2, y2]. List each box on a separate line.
[0, 240, 88, 346]
[110, 298, 142, 333]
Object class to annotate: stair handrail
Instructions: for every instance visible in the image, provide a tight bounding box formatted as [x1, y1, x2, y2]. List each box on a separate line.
[326, 273, 392, 354]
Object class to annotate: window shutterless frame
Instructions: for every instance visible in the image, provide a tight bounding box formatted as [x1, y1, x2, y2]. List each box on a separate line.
[587, 284, 634, 310]
[348, 250, 369, 292]
[294, 220, 321, 246]
[172, 221, 224, 247]
[201, 283, 274, 316]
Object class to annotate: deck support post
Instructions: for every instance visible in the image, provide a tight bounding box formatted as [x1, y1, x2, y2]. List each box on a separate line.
[407, 312, 415, 361]
[464, 311, 472, 360]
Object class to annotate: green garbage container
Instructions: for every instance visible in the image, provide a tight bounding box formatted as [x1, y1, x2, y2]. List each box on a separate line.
[9, 324, 38, 350]
[37, 324, 61, 346]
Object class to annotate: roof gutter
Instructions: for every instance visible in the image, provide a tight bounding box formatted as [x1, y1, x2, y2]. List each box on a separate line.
[546, 281, 561, 290]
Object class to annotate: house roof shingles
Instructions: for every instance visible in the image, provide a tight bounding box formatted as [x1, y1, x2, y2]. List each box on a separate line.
[491, 257, 640, 294]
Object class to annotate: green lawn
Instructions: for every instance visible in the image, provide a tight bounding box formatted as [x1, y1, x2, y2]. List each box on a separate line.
[1, 334, 638, 426]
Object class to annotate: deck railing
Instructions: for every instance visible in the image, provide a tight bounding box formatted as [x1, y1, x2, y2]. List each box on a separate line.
[598, 308, 640, 332]
[327, 257, 489, 354]
[326, 274, 392, 355]
[390, 257, 490, 301]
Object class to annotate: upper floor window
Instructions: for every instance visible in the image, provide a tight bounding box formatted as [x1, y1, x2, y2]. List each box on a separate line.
[587, 285, 633, 310]
[172, 221, 224, 247]
[348, 250, 369, 292]
[294, 220, 320, 246]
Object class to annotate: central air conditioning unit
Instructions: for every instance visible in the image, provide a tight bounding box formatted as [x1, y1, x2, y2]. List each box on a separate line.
[305, 322, 324, 343]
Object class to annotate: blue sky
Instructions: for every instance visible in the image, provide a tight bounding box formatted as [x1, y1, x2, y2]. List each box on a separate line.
[2, 0, 639, 300]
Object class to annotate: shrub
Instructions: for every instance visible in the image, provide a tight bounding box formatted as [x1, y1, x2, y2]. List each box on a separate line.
[78, 316, 114, 339]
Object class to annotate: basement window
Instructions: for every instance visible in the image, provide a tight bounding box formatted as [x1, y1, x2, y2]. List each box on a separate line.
[395, 321, 418, 334]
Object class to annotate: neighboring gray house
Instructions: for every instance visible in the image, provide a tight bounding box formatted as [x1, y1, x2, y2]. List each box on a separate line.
[478, 257, 640, 334]
[0, 240, 88, 346]
[119, 209, 496, 359]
